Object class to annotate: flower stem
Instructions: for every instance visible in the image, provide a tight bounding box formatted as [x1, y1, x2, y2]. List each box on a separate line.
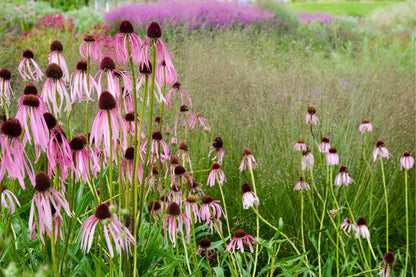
[50, 226, 60, 277]
[380, 158, 388, 252]
[180, 231, 192, 275]
[107, 111, 114, 204]
[404, 168, 409, 273]
[248, 160, 260, 277]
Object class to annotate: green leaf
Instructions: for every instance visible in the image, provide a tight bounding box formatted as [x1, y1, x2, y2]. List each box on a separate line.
[213, 267, 224, 277]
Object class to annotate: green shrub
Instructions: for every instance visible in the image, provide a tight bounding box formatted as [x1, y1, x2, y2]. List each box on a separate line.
[65, 7, 103, 33]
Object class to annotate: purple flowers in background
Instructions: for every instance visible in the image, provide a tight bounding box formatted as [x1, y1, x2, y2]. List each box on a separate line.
[105, 0, 276, 33]
[296, 12, 334, 25]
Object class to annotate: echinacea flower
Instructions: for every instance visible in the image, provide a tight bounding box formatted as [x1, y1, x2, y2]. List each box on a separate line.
[200, 195, 225, 233]
[334, 166, 354, 187]
[18, 49, 44, 82]
[400, 151, 414, 170]
[188, 113, 208, 131]
[294, 139, 307, 152]
[359, 119, 373, 133]
[122, 112, 146, 148]
[326, 146, 339, 166]
[115, 20, 143, 65]
[29, 172, 71, 243]
[319, 136, 330, 153]
[294, 176, 310, 191]
[148, 200, 162, 217]
[241, 183, 259, 209]
[373, 140, 391, 162]
[378, 252, 394, 277]
[0, 68, 13, 107]
[1, 184, 20, 214]
[340, 218, 356, 233]
[173, 165, 195, 186]
[184, 195, 200, 223]
[196, 238, 215, 259]
[355, 217, 370, 239]
[165, 82, 193, 109]
[15, 89, 49, 161]
[302, 147, 314, 170]
[156, 59, 177, 86]
[177, 141, 192, 171]
[306, 106, 318, 125]
[168, 184, 182, 203]
[225, 229, 257, 253]
[48, 40, 69, 83]
[30, 203, 63, 244]
[90, 91, 122, 161]
[79, 34, 101, 62]
[96, 57, 122, 100]
[207, 162, 226, 187]
[70, 60, 98, 103]
[163, 202, 191, 246]
[41, 63, 70, 116]
[143, 131, 170, 164]
[0, 118, 35, 189]
[239, 147, 258, 172]
[330, 209, 336, 218]
[137, 61, 164, 103]
[208, 137, 225, 164]
[120, 146, 143, 185]
[77, 203, 136, 257]
[69, 135, 90, 182]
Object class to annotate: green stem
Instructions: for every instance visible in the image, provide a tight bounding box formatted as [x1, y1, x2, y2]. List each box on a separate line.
[181, 231, 192, 274]
[248, 160, 260, 277]
[404, 168, 409, 274]
[300, 194, 306, 256]
[159, 65, 167, 131]
[217, 179, 231, 239]
[50, 227, 60, 277]
[107, 111, 114, 205]
[380, 158, 388, 252]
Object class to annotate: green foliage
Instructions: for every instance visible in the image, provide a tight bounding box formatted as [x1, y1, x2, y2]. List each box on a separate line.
[65, 7, 103, 33]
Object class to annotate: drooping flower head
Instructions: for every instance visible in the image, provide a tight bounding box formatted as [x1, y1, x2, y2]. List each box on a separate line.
[0, 68, 13, 106]
[143, 131, 170, 165]
[302, 147, 314, 170]
[373, 140, 391, 162]
[121, 146, 143, 185]
[294, 176, 310, 191]
[156, 59, 177, 87]
[239, 147, 258, 172]
[41, 63, 70, 116]
[137, 61, 165, 103]
[207, 162, 226, 187]
[173, 165, 195, 187]
[334, 166, 354, 187]
[241, 183, 259, 209]
[209, 137, 225, 164]
[148, 200, 162, 217]
[319, 136, 330, 153]
[77, 203, 136, 257]
[79, 34, 102, 62]
[177, 141, 193, 171]
[163, 202, 191, 246]
[49, 40, 69, 83]
[378, 252, 394, 277]
[188, 112, 209, 131]
[115, 20, 143, 65]
[165, 82, 193, 109]
[196, 238, 215, 259]
[18, 49, 44, 82]
[184, 195, 200, 224]
[340, 218, 356, 233]
[0, 118, 35, 189]
[70, 60, 99, 103]
[225, 229, 257, 253]
[168, 184, 182, 203]
[326, 146, 339, 166]
[96, 57, 122, 100]
[294, 138, 307, 152]
[69, 135, 91, 182]
[306, 106, 318, 125]
[359, 119, 373, 133]
[1, 184, 20, 214]
[355, 217, 370, 239]
[400, 151, 414, 170]
[200, 195, 225, 233]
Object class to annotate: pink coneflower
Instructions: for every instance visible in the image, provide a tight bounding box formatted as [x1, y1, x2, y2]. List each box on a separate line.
[177, 141, 192, 171]
[200, 195, 225, 233]
[207, 162, 226, 187]
[400, 151, 414, 170]
[144, 166, 160, 192]
[302, 147, 314, 170]
[16, 90, 49, 161]
[326, 146, 339, 166]
[378, 252, 394, 277]
[70, 60, 98, 103]
[173, 165, 195, 186]
[319, 136, 330, 153]
[137, 61, 164, 103]
[41, 63, 70, 116]
[225, 229, 257, 253]
[115, 20, 143, 65]
[173, 104, 194, 136]
[48, 40, 69, 83]
[114, 68, 133, 100]
[1, 184, 20, 214]
[355, 217, 370, 239]
[196, 238, 215, 259]
[29, 172, 71, 241]
[69, 135, 90, 182]
[373, 140, 391, 162]
[79, 35, 101, 62]
[90, 91, 122, 161]
[46, 123, 72, 187]
[18, 49, 44, 82]
[30, 204, 63, 244]
[330, 209, 336, 218]
[241, 183, 259, 209]
[123, 112, 146, 146]
[96, 57, 122, 100]
[239, 147, 258, 172]
[334, 166, 354, 187]
[294, 139, 307, 152]
[306, 106, 318, 125]
[165, 82, 193, 109]
[188, 112, 208, 131]
[184, 195, 200, 223]
[156, 59, 177, 86]
[143, 131, 170, 164]
[0, 118, 35, 190]
[163, 202, 191, 246]
[120, 146, 143, 185]
[148, 200, 162, 217]
[208, 137, 225, 164]
[77, 203, 136, 257]
[171, 136, 178, 146]
[189, 180, 203, 197]
[340, 218, 356, 234]
[168, 184, 182, 203]
[359, 119, 373, 133]
[0, 68, 13, 106]
[294, 176, 310, 191]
